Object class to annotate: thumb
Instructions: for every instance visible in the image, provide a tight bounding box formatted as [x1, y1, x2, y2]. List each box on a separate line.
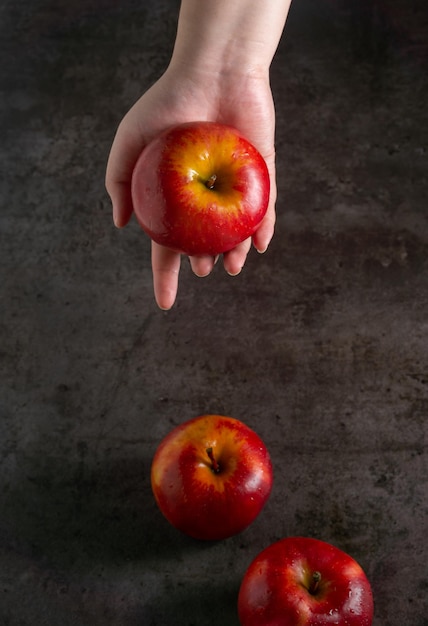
[105, 120, 146, 228]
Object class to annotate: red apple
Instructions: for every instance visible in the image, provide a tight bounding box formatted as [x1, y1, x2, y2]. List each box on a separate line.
[150, 414, 273, 541]
[131, 121, 270, 256]
[238, 536, 374, 626]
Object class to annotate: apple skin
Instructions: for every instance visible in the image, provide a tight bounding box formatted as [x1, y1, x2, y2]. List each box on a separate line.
[238, 536, 374, 626]
[150, 414, 273, 541]
[131, 121, 270, 256]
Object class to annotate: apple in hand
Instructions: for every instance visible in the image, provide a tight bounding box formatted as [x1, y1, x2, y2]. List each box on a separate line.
[150, 414, 273, 541]
[131, 121, 270, 256]
[238, 536, 374, 625]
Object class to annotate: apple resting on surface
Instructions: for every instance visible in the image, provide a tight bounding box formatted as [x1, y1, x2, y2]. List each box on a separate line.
[238, 536, 374, 626]
[131, 121, 270, 256]
[150, 414, 273, 541]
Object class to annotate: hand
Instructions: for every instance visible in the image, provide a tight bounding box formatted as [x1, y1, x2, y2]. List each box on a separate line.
[105, 0, 292, 310]
[106, 64, 277, 310]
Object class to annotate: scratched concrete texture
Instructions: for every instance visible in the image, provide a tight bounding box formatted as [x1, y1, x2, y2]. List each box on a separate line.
[1, 0, 427, 624]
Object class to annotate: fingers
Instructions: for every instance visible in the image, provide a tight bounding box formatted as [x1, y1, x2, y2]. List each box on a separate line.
[189, 235, 253, 282]
[189, 254, 219, 277]
[151, 236, 256, 311]
[223, 237, 252, 276]
[152, 242, 181, 310]
[152, 247, 220, 310]
[252, 199, 276, 254]
[252, 151, 277, 253]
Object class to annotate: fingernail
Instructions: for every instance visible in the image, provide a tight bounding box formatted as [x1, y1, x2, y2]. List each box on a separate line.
[227, 267, 242, 277]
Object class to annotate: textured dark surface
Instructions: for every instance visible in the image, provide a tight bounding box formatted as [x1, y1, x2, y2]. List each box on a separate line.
[1, 1, 427, 624]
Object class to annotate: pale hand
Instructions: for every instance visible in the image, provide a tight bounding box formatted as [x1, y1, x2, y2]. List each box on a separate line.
[105, 65, 277, 310]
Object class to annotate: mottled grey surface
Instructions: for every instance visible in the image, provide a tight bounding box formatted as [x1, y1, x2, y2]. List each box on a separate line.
[1, 0, 427, 625]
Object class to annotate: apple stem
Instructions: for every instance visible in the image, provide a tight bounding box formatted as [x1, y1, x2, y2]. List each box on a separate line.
[206, 447, 220, 474]
[309, 571, 322, 595]
[205, 174, 217, 190]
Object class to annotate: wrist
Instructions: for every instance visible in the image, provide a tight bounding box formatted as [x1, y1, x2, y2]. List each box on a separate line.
[169, 40, 270, 83]
[170, 0, 291, 79]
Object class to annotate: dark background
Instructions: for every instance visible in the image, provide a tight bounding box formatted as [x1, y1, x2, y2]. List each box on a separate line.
[1, 0, 427, 624]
